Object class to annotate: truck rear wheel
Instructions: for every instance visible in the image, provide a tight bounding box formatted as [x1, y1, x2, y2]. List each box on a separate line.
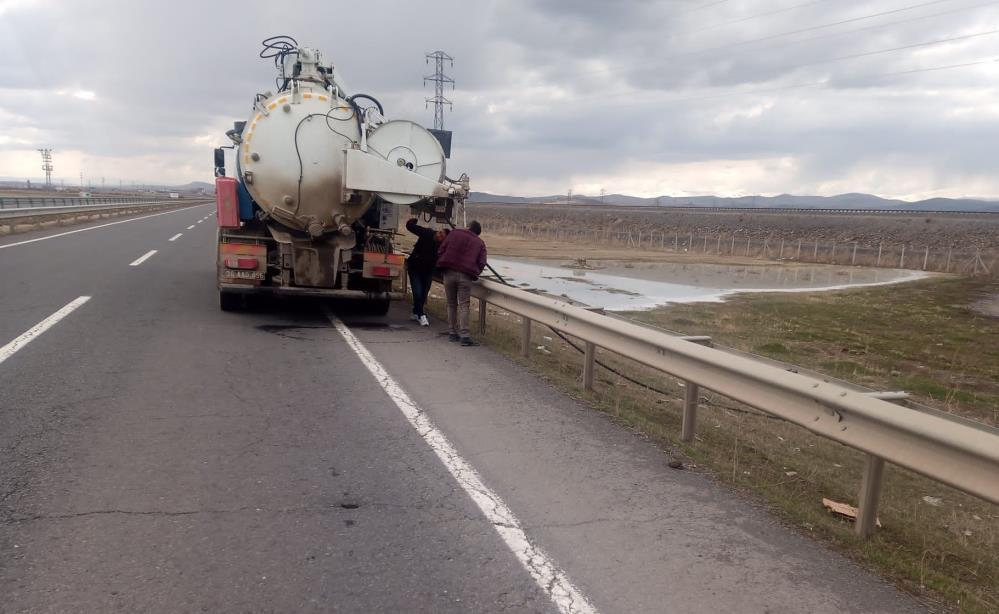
[369, 298, 390, 316]
[219, 291, 242, 311]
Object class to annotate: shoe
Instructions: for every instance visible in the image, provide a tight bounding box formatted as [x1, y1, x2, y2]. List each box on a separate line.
[460, 337, 479, 347]
[410, 313, 420, 322]
[448, 333, 460, 342]
[419, 315, 430, 327]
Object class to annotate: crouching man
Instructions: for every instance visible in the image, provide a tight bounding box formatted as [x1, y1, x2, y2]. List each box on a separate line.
[436, 220, 487, 346]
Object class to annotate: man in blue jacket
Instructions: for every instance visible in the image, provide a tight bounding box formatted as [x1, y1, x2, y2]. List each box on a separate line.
[405, 215, 448, 327]
[436, 220, 487, 346]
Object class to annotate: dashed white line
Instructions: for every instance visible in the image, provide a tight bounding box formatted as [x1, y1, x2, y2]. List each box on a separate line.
[129, 250, 157, 266]
[168, 233, 182, 242]
[0, 296, 91, 366]
[197, 220, 204, 224]
[187, 225, 195, 230]
[326, 309, 598, 614]
[0, 204, 211, 250]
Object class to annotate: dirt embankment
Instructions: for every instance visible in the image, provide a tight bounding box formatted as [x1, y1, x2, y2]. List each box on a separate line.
[469, 203, 999, 250]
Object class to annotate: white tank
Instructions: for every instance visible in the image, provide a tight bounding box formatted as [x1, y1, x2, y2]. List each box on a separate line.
[235, 44, 454, 238]
[239, 84, 366, 236]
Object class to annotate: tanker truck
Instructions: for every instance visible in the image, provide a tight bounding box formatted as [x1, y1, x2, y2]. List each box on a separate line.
[213, 36, 468, 312]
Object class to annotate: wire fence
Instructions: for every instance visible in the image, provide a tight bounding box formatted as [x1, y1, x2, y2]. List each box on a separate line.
[485, 223, 998, 279]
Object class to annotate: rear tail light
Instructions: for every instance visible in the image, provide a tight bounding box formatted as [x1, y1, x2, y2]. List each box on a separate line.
[224, 256, 259, 270]
[371, 265, 392, 277]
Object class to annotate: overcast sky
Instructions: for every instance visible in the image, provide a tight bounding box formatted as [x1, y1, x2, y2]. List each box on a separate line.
[1, 0, 997, 199]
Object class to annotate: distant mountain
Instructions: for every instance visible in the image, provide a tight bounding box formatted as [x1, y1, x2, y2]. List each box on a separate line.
[170, 181, 214, 192]
[469, 191, 999, 212]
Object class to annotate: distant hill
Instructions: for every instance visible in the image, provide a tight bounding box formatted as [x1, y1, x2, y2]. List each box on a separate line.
[170, 181, 214, 192]
[469, 191, 999, 212]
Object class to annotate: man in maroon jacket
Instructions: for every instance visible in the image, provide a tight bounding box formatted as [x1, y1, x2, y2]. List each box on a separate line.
[436, 220, 487, 346]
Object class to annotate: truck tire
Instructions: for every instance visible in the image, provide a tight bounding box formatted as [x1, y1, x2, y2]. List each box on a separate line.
[369, 298, 391, 316]
[219, 291, 242, 311]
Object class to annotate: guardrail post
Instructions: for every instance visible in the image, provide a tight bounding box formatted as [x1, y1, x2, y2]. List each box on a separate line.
[477, 298, 487, 335]
[520, 317, 531, 357]
[582, 342, 596, 392]
[856, 453, 885, 538]
[682, 381, 699, 442]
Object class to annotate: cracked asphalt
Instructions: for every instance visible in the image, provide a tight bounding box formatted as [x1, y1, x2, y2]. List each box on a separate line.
[0, 206, 925, 613]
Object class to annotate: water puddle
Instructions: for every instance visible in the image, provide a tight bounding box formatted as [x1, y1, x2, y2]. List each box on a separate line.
[485, 258, 929, 311]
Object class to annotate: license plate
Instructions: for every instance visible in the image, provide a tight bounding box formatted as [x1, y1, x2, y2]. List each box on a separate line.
[223, 270, 264, 280]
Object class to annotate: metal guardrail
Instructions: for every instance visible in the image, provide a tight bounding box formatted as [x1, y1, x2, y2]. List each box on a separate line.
[0, 196, 187, 210]
[470, 278, 999, 537]
[0, 200, 208, 231]
[0, 201, 174, 219]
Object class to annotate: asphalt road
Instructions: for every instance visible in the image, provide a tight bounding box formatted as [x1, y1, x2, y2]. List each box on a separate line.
[0, 206, 925, 613]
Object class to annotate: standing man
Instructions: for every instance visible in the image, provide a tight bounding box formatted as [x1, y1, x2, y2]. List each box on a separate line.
[436, 220, 487, 346]
[405, 215, 448, 327]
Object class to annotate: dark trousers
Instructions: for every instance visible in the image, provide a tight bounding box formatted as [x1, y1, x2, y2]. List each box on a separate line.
[409, 269, 433, 317]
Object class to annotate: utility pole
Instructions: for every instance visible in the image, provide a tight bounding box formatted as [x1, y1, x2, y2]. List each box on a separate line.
[37, 149, 53, 189]
[600, 188, 606, 203]
[79, 171, 84, 190]
[568, 188, 573, 204]
[423, 51, 454, 131]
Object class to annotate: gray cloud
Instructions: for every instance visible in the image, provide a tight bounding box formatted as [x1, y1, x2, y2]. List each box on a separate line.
[1, 0, 997, 198]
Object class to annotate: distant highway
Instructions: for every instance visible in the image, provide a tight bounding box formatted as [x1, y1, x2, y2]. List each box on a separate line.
[0, 207, 925, 613]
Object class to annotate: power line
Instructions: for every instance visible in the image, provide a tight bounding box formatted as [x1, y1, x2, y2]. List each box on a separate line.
[688, 0, 960, 52]
[588, 56, 998, 108]
[690, 0, 830, 33]
[738, 0, 999, 58]
[547, 24, 999, 108]
[680, 0, 731, 15]
[554, 0, 967, 83]
[784, 28, 999, 71]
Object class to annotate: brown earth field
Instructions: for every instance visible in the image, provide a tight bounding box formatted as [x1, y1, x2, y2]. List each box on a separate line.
[468, 202, 999, 251]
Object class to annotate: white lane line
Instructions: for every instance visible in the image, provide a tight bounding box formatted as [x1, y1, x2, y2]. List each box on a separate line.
[186, 225, 195, 230]
[129, 250, 157, 266]
[0, 296, 91, 366]
[197, 220, 204, 224]
[326, 310, 598, 614]
[168, 233, 182, 242]
[0, 204, 211, 250]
